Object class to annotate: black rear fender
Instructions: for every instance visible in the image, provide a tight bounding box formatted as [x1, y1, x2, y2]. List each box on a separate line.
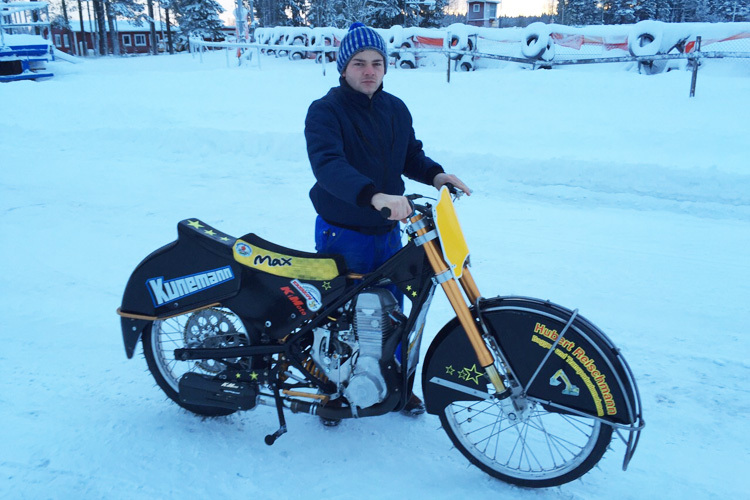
[118, 219, 242, 358]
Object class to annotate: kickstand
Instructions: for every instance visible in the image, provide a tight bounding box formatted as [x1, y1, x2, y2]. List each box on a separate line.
[264, 378, 287, 446]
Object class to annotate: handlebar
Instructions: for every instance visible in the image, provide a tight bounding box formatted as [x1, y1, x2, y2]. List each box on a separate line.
[379, 185, 463, 220]
[379, 198, 415, 220]
[379, 194, 424, 220]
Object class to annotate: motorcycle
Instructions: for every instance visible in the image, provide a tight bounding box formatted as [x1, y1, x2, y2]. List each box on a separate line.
[117, 186, 644, 488]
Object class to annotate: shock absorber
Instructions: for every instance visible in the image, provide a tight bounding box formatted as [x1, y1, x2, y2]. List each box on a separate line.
[304, 357, 329, 382]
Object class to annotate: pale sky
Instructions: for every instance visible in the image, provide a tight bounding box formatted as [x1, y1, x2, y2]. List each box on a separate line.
[498, 0, 555, 17]
[220, 0, 554, 24]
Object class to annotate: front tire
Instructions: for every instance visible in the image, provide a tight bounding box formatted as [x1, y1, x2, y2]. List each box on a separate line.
[439, 396, 612, 487]
[143, 307, 251, 416]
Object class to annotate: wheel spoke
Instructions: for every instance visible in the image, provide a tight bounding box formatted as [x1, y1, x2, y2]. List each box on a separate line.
[149, 308, 249, 392]
[443, 396, 608, 485]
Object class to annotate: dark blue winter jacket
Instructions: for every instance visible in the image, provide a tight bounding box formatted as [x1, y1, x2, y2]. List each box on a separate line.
[305, 78, 443, 233]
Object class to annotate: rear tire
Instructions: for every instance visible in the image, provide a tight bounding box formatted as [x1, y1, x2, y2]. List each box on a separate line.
[439, 396, 612, 487]
[143, 307, 251, 417]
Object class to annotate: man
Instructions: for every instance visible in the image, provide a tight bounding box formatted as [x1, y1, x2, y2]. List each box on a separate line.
[304, 23, 471, 420]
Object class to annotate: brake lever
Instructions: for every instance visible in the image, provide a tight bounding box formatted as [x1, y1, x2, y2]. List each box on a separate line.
[379, 199, 417, 220]
[444, 183, 465, 200]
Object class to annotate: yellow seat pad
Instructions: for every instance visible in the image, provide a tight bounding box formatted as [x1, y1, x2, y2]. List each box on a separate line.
[233, 237, 341, 281]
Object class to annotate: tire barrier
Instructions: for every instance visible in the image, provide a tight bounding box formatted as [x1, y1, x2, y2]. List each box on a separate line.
[458, 54, 474, 71]
[522, 22, 554, 60]
[628, 21, 668, 74]
[628, 20, 665, 57]
[397, 42, 416, 69]
[449, 33, 473, 60]
[287, 35, 307, 61]
[192, 22, 750, 76]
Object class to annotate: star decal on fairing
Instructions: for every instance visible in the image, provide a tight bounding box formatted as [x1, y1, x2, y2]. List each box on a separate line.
[445, 365, 456, 375]
[188, 220, 203, 229]
[456, 364, 484, 385]
[322, 281, 331, 291]
[204, 229, 216, 236]
[460, 364, 484, 385]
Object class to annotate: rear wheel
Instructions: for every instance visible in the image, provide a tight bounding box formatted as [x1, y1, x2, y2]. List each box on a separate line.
[440, 395, 612, 487]
[143, 307, 251, 416]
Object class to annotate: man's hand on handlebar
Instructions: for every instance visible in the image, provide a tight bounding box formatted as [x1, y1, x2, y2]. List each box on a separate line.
[433, 173, 472, 196]
[371, 193, 413, 221]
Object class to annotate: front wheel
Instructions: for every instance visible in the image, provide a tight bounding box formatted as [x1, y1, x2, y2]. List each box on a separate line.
[142, 307, 252, 416]
[439, 396, 612, 487]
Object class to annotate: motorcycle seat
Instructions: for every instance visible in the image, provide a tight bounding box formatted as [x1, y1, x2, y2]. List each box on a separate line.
[233, 233, 345, 282]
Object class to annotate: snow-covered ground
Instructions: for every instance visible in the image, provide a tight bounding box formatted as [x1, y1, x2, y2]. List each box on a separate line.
[1, 52, 749, 499]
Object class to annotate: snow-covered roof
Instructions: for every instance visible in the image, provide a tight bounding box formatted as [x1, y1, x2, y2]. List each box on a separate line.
[0, 33, 50, 47]
[0, 2, 49, 16]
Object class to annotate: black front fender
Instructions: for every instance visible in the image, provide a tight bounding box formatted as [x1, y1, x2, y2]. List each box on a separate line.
[422, 315, 488, 415]
[423, 296, 643, 429]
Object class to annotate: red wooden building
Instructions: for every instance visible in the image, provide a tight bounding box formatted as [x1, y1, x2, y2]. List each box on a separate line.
[467, 0, 500, 27]
[51, 21, 169, 56]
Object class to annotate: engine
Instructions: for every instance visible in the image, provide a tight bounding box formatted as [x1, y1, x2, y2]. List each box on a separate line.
[310, 288, 399, 410]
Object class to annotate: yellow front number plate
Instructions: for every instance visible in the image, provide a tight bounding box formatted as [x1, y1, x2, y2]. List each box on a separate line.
[432, 186, 470, 279]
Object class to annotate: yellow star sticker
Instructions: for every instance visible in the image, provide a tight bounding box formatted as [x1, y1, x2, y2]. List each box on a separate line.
[188, 220, 203, 229]
[250, 371, 259, 381]
[235, 373, 241, 379]
[204, 229, 216, 236]
[322, 281, 331, 291]
[220, 236, 230, 241]
[458, 368, 469, 381]
[411, 291, 417, 297]
[445, 365, 455, 375]
[463, 364, 483, 385]
[406, 285, 412, 291]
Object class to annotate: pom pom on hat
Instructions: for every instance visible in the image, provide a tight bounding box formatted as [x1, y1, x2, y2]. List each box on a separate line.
[337, 22, 388, 74]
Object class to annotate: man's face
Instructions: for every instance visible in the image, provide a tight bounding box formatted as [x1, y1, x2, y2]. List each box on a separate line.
[342, 50, 385, 99]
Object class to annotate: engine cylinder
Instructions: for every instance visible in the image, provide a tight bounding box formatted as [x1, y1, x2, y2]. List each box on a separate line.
[354, 289, 398, 359]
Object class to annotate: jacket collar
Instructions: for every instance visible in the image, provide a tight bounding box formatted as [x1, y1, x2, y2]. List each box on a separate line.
[339, 76, 384, 107]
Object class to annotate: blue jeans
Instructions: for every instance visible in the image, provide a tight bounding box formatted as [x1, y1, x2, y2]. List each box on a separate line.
[315, 216, 403, 307]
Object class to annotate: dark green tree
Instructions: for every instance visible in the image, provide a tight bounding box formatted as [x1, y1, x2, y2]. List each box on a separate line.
[172, 0, 224, 39]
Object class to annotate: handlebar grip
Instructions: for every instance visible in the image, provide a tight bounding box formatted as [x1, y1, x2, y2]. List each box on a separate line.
[445, 183, 458, 195]
[379, 200, 415, 220]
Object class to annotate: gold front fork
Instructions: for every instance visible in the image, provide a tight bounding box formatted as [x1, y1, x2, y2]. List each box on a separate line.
[411, 215, 507, 394]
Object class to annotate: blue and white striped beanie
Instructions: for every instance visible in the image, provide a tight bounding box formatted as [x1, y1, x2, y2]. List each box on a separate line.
[337, 22, 388, 74]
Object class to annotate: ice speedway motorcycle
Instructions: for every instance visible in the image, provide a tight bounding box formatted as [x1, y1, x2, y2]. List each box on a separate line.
[117, 186, 644, 488]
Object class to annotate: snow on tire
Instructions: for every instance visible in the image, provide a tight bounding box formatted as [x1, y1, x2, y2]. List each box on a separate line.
[449, 34, 465, 60]
[522, 22, 552, 60]
[628, 20, 665, 57]
[458, 54, 474, 71]
[540, 39, 556, 62]
[397, 41, 415, 69]
[399, 56, 416, 69]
